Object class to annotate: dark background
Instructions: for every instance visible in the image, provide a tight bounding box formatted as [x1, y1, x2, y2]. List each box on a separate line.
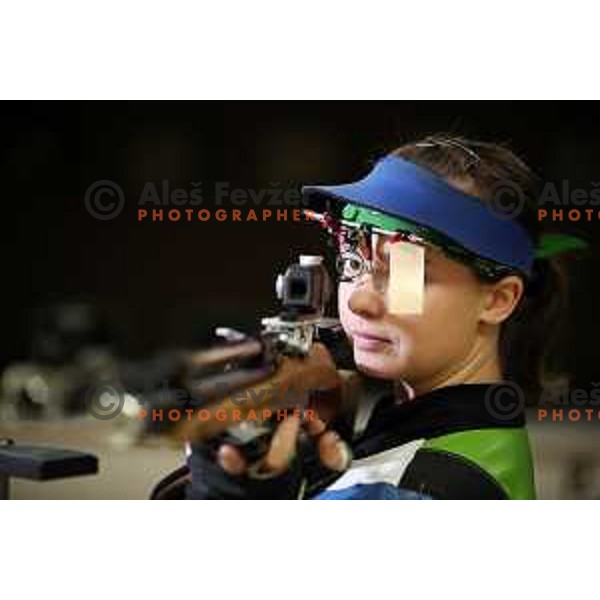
[1, 101, 598, 387]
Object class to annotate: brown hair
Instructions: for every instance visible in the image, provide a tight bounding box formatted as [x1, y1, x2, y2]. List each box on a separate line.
[390, 134, 568, 396]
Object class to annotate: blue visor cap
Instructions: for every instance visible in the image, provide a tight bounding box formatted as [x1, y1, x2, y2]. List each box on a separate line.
[302, 155, 535, 276]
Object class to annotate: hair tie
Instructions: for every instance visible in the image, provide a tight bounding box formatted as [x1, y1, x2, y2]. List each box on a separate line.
[535, 233, 589, 259]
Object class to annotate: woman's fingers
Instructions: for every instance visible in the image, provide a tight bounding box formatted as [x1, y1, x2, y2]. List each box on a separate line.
[303, 415, 327, 437]
[217, 413, 351, 478]
[261, 413, 302, 474]
[304, 416, 352, 472]
[317, 430, 352, 472]
[217, 444, 248, 475]
[217, 415, 302, 478]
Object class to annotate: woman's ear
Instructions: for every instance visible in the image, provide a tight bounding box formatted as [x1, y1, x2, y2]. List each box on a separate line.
[479, 275, 525, 325]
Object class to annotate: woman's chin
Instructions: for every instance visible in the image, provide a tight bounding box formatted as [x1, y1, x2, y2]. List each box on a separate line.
[353, 346, 405, 380]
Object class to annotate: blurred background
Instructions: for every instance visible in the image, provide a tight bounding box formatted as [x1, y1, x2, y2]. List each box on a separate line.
[1, 101, 600, 499]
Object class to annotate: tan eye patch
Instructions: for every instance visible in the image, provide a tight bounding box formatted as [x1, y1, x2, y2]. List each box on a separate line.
[387, 241, 425, 315]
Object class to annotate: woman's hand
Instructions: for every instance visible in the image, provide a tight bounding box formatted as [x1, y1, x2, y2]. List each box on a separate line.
[186, 343, 353, 499]
[188, 412, 352, 499]
[217, 412, 352, 477]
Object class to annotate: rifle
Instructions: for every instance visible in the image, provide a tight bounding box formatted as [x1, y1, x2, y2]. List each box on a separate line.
[135, 255, 350, 454]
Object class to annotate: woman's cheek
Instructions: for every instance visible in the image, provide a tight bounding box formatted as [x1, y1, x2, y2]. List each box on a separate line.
[337, 283, 355, 330]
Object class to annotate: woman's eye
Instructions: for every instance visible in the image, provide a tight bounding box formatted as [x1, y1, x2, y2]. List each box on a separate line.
[336, 252, 368, 280]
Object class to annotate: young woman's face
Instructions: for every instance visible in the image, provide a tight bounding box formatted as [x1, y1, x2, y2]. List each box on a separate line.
[338, 237, 491, 389]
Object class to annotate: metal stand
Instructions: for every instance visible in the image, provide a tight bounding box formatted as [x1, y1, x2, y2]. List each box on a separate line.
[0, 440, 98, 500]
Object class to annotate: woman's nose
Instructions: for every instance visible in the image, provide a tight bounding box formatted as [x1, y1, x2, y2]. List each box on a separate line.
[348, 285, 386, 320]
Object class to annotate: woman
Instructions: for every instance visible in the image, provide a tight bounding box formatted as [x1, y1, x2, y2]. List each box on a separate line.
[185, 135, 576, 500]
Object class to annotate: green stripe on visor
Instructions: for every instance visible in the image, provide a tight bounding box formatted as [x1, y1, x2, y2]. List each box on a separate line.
[341, 203, 515, 280]
[342, 203, 426, 236]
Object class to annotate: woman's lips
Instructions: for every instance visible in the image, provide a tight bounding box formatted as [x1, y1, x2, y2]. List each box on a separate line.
[352, 331, 391, 351]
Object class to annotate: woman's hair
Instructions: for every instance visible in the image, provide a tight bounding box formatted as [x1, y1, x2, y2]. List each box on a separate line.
[390, 134, 568, 396]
